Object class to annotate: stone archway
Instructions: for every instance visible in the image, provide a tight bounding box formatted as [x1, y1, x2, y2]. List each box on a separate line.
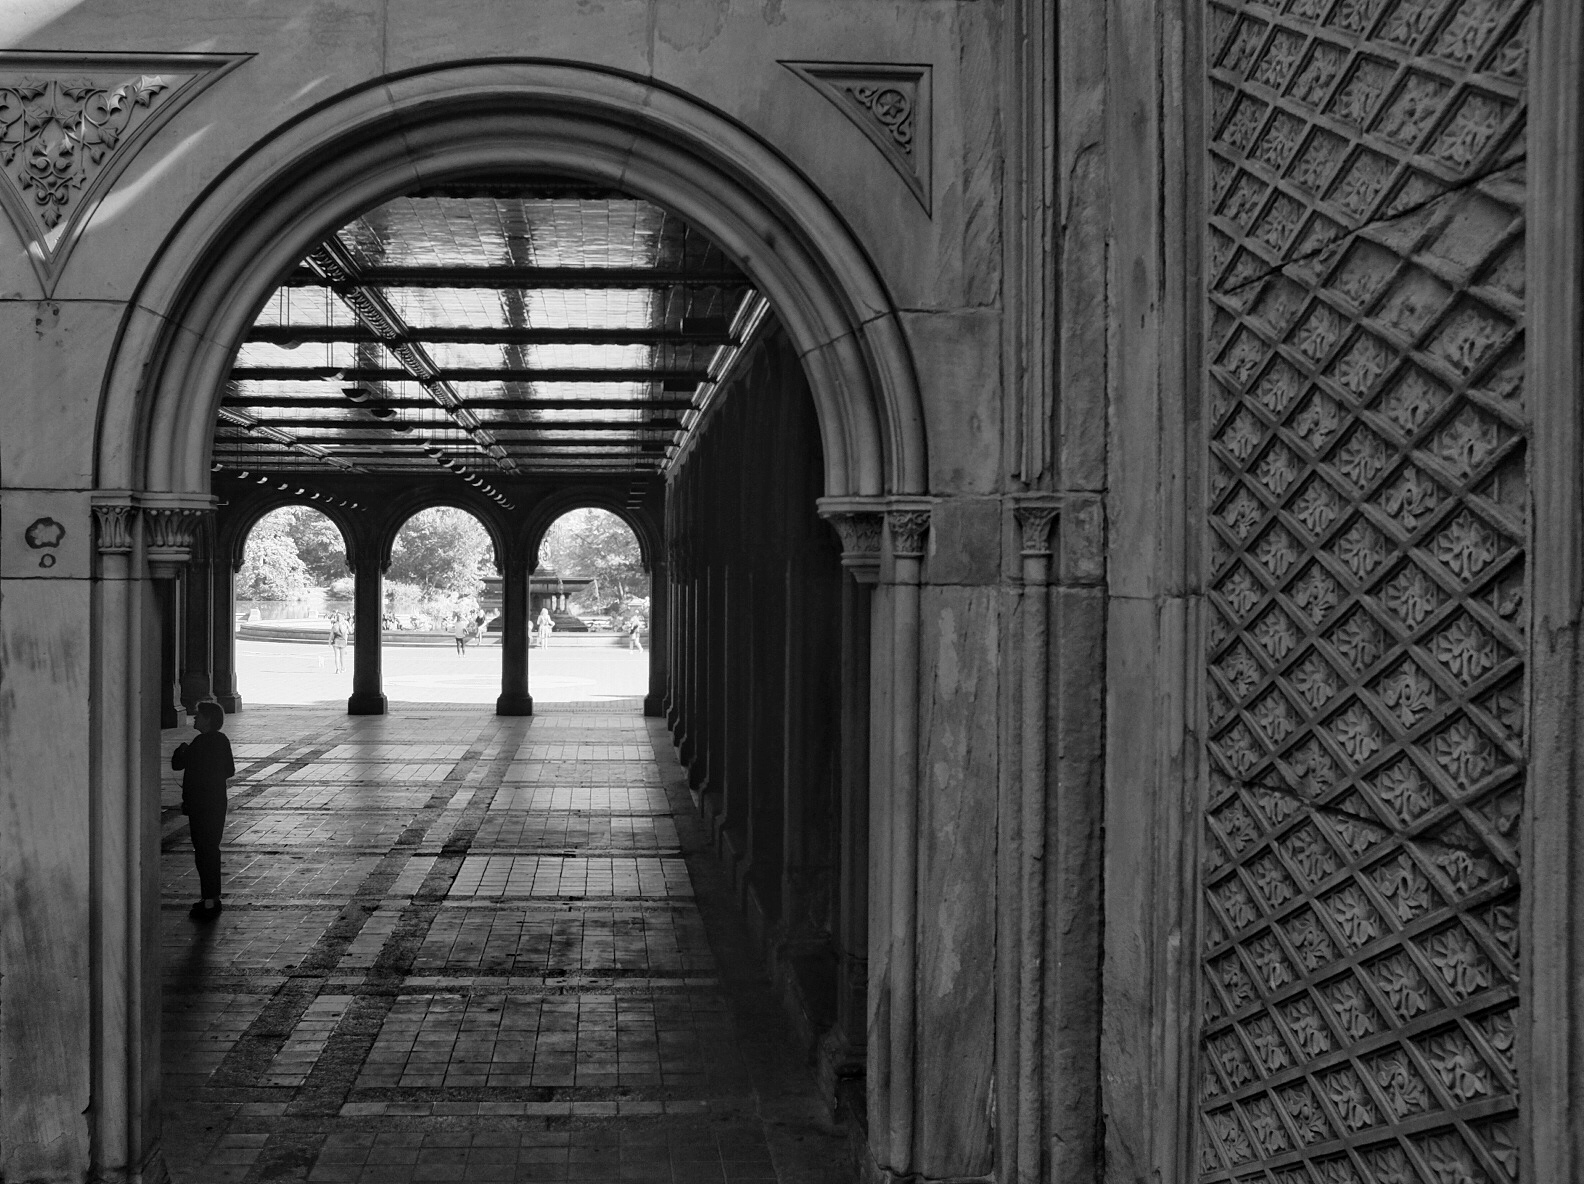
[85, 62, 931, 1181]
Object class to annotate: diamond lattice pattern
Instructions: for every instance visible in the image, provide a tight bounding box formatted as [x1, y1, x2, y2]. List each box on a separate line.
[1198, 1, 1527, 1181]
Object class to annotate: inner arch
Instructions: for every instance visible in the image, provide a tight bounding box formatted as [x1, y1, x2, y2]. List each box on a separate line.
[108, 63, 926, 502]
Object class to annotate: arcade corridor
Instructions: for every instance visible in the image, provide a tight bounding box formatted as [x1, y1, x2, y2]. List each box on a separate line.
[159, 700, 850, 1183]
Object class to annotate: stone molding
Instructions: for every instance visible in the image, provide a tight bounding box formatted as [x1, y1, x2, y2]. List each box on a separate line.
[780, 61, 933, 214]
[0, 51, 250, 294]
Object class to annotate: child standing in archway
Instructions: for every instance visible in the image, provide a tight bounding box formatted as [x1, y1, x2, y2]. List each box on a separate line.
[172, 702, 235, 922]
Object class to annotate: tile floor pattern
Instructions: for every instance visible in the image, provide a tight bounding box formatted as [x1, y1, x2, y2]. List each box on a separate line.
[161, 700, 851, 1183]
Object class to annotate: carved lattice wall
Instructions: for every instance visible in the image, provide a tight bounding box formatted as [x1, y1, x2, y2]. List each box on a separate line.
[1198, 1, 1529, 1181]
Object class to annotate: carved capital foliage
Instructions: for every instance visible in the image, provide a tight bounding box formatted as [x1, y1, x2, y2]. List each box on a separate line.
[92, 503, 136, 554]
[0, 52, 249, 293]
[781, 61, 932, 213]
[143, 507, 210, 575]
[886, 509, 931, 559]
[1014, 504, 1058, 557]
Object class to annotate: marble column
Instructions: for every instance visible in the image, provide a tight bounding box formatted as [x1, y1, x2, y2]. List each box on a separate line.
[643, 555, 667, 718]
[179, 542, 214, 712]
[347, 540, 386, 715]
[154, 577, 180, 728]
[819, 507, 881, 1093]
[880, 506, 930, 1168]
[497, 551, 533, 716]
[211, 559, 241, 712]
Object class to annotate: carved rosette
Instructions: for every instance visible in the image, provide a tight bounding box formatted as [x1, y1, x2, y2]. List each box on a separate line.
[92, 503, 137, 554]
[142, 507, 209, 577]
[886, 509, 931, 560]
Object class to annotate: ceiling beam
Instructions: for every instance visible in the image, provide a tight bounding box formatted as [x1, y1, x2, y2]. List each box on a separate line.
[247, 326, 732, 346]
[229, 367, 711, 383]
[304, 241, 518, 475]
[222, 397, 697, 411]
[230, 419, 688, 431]
[285, 266, 748, 288]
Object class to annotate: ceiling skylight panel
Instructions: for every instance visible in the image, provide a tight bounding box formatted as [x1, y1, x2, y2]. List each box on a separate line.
[524, 288, 656, 330]
[382, 287, 509, 329]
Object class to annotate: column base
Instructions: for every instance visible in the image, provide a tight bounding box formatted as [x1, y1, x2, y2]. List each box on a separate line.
[496, 692, 534, 716]
[643, 694, 664, 717]
[347, 691, 387, 715]
[215, 692, 242, 713]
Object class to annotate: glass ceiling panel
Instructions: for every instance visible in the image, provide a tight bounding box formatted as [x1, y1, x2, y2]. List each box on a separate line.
[252, 287, 359, 329]
[383, 288, 509, 329]
[522, 289, 656, 330]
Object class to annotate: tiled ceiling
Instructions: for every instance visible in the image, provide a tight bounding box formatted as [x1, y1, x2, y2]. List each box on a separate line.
[215, 184, 764, 484]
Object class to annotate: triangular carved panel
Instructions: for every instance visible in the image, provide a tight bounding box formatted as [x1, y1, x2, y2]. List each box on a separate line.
[0, 51, 250, 293]
[781, 61, 932, 214]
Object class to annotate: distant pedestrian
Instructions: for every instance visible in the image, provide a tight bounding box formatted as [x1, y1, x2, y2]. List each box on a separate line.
[172, 701, 235, 922]
[628, 617, 644, 652]
[453, 614, 468, 654]
[536, 606, 555, 648]
[327, 611, 348, 672]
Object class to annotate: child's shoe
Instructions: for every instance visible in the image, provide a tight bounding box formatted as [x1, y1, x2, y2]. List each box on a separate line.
[188, 900, 223, 922]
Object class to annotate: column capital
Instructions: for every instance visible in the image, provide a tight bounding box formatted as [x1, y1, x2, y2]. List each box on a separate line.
[91, 493, 138, 555]
[135, 494, 215, 578]
[816, 495, 886, 584]
[1012, 495, 1060, 558]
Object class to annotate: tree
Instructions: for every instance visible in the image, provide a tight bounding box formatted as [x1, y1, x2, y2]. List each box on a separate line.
[238, 511, 310, 599]
[539, 509, 648, 604]
[388, 507, 494, 598]
[280, 506, 347, 584]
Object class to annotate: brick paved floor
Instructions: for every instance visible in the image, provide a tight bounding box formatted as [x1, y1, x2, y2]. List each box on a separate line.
[160, 699, 852, 1183]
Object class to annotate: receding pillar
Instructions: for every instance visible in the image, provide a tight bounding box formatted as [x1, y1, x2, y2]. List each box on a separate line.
[211, 559, 241, 712]
[347, 542, 386, 715]
[497, 552, 533, 716]
[643, 555, 667, 717]
[179, 547, 214, 712]
[154, 575, 180, 728]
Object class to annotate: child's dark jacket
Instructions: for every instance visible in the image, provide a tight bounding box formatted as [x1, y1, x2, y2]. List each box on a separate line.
[172, 732, 235, 811]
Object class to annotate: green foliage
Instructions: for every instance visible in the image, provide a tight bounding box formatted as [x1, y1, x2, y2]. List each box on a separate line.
[539, 508, 648, 603]
[388, 507, 494, 598]
[238, 511, 310, 599]
[281, 507, 347, 584]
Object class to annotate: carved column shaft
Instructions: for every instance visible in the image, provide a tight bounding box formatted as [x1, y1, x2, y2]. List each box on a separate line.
[1012, 500, 1057, 1182]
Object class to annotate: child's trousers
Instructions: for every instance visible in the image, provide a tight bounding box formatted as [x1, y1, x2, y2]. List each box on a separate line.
[188, 803, 227, 899]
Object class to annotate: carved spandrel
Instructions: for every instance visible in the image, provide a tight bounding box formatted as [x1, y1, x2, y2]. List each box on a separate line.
[780, 61, 932, 214]
[0, 53, 248, 292]
[1196, 0, 1529, 1178]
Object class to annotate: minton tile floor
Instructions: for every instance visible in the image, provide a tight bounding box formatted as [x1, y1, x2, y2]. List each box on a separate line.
[159, 700, 851, 1184]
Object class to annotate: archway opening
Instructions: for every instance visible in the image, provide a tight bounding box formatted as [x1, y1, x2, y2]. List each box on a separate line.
[228, 503, 352, 706]
[531, 506, 651, 701]
[128, 69, 917, 1184]
[380, 505, 502, 704]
